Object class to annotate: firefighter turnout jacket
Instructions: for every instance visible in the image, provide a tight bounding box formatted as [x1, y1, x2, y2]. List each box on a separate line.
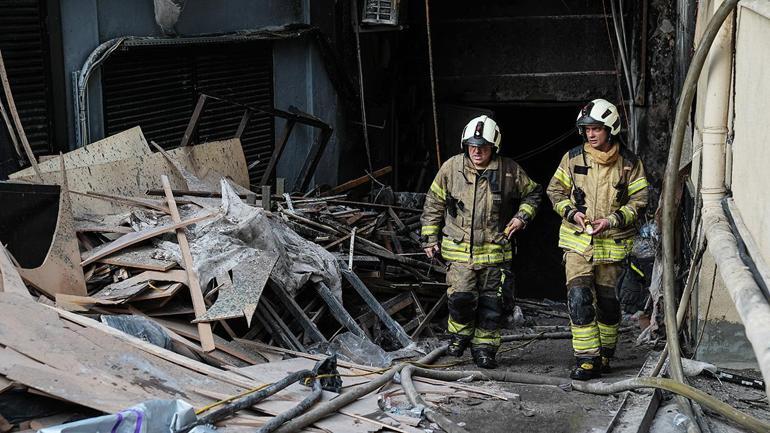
[547, 143, 648, 263]
[421, 154, 542, 265]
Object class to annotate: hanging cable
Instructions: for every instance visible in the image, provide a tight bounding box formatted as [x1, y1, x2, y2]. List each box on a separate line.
[425, 0, 442, 168]
[513, 127, 574, 161]
[351, 0, 374, 175]
[601, 0, 634, 151]
[609, 0, 637, 152]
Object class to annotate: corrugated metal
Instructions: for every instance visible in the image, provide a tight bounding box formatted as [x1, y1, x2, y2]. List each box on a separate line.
[102, 42, 274, 185]
[0, 0, 55, 156]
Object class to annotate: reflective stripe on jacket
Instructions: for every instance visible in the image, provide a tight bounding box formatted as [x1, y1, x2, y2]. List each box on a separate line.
[546, 143, 648, 262]
[421, 154, 542, 266]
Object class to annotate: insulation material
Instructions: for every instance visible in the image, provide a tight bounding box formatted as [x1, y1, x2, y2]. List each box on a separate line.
[218, 180, 342, 298]
[158, 180, 341, 299]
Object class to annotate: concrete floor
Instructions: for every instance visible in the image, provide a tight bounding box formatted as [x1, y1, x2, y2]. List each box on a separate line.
[423, 316, 651, 433]
[419, 322, 770, 433]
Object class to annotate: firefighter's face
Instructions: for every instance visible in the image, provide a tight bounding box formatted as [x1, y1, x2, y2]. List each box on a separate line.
[585, 125, 611, 150]
[468, 144, 494, 167]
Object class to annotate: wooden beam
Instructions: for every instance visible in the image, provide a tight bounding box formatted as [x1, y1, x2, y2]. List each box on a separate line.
[354, 291, 412, 328]
[180, 94, 208, 147]
[0, 50, 41, 180]
[328, 166, 392, 195]
[293, 127, 333, 192]
[260, 119, 296, 186]
[234, 109, 251, 139]
[313, 282, 368, 340]
[341, 268, 413, 348]
[411, 292, 446, 339]
[161, 175, 215, 352]
[261, 298, 306, 352]
[267, 282, 327, 343]
[410, 290, 436, 338]
[261, 186, 271, 210]
[253, 303, 301, 351]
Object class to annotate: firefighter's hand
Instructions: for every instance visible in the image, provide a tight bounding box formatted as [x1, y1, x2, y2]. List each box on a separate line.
[591, 218, 611, 235]
[424, 244, 440, 259]
[573, 212, 587, 229]
[504, 217, 526, 239]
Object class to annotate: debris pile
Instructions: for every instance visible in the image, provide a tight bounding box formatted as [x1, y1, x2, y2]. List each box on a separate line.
[0, 123, 465, 432]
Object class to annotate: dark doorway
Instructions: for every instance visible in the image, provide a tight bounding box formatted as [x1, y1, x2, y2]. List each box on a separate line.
[494, 104, 584, 301]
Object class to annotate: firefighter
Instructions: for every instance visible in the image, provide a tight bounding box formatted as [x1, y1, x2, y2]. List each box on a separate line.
[421, 115, 542, 368]
[547, 99, 648, 380]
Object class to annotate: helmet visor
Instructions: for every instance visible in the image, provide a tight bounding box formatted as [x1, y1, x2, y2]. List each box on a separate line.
[576, 114, 603, 127]
[462, 136, 493, 147]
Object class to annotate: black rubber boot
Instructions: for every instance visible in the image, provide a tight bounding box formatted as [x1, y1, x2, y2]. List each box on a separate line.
[600, 348, 615, 374]
[446, 336, 471, 357]
[471, 346, 498, 369]
[570, 357, 601, 380]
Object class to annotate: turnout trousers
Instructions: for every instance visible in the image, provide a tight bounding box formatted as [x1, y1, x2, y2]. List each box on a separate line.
[446, 262, 504, 350]
[564, 252, 623, 358]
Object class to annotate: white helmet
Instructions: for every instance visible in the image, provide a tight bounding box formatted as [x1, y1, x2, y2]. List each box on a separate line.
[576, 98, 621, 137]
[460, 115, 501, 152]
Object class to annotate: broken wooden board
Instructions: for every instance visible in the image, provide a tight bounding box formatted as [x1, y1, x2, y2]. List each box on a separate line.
[0, 244, 28, 297]
[90, 270, 188, 301]
[9, 126, 150, 179]
[74, 222, 133, 234]
[80, 212, 217, 266]
[8, 175, 87, 298]
[11, 138, 249, 216]
[97, 245, 176, 272]
[54, 294, 123, 312]
[0, 292, 251, 414]
[149, 317, 265, 366]
[129, 282, 184, 302]
[196, 253, 278, 325]
[161, 174, 215, 353]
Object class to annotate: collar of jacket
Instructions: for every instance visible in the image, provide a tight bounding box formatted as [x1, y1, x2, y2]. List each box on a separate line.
[582, 142, 620, 166]
[459, 155, 500, 183]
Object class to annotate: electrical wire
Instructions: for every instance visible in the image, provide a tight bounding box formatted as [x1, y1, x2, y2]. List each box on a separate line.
[512, 128, 575, 161]
[601, 0, 635, 150]
[609, 0, 636, 149]
[692, 265, 718, 356]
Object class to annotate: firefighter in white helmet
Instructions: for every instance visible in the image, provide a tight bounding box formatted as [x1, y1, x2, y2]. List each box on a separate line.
[547, 99, 649, 380]
[420, 115, 542, 368]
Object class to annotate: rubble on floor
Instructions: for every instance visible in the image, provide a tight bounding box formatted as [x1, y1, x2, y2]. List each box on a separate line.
[1, 127, 768, 432]
[0, 126, 453, 432]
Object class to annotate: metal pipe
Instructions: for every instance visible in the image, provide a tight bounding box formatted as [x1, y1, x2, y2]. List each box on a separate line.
[176, 369, 315, 433]
[661, 0, 739, 412]
[402, 365, 468, 433]
[73, 25, 319, 147]
[75, 37, 126, 146]
[272, 345, 447, 433]
[405, 367, 770, 433]
[256, 378, 323, 433]
[700, 0, 734, 205]
[703, 203, 770, 397]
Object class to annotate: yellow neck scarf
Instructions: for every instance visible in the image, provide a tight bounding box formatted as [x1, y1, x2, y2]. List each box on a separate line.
[584, 142, 619, 166]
